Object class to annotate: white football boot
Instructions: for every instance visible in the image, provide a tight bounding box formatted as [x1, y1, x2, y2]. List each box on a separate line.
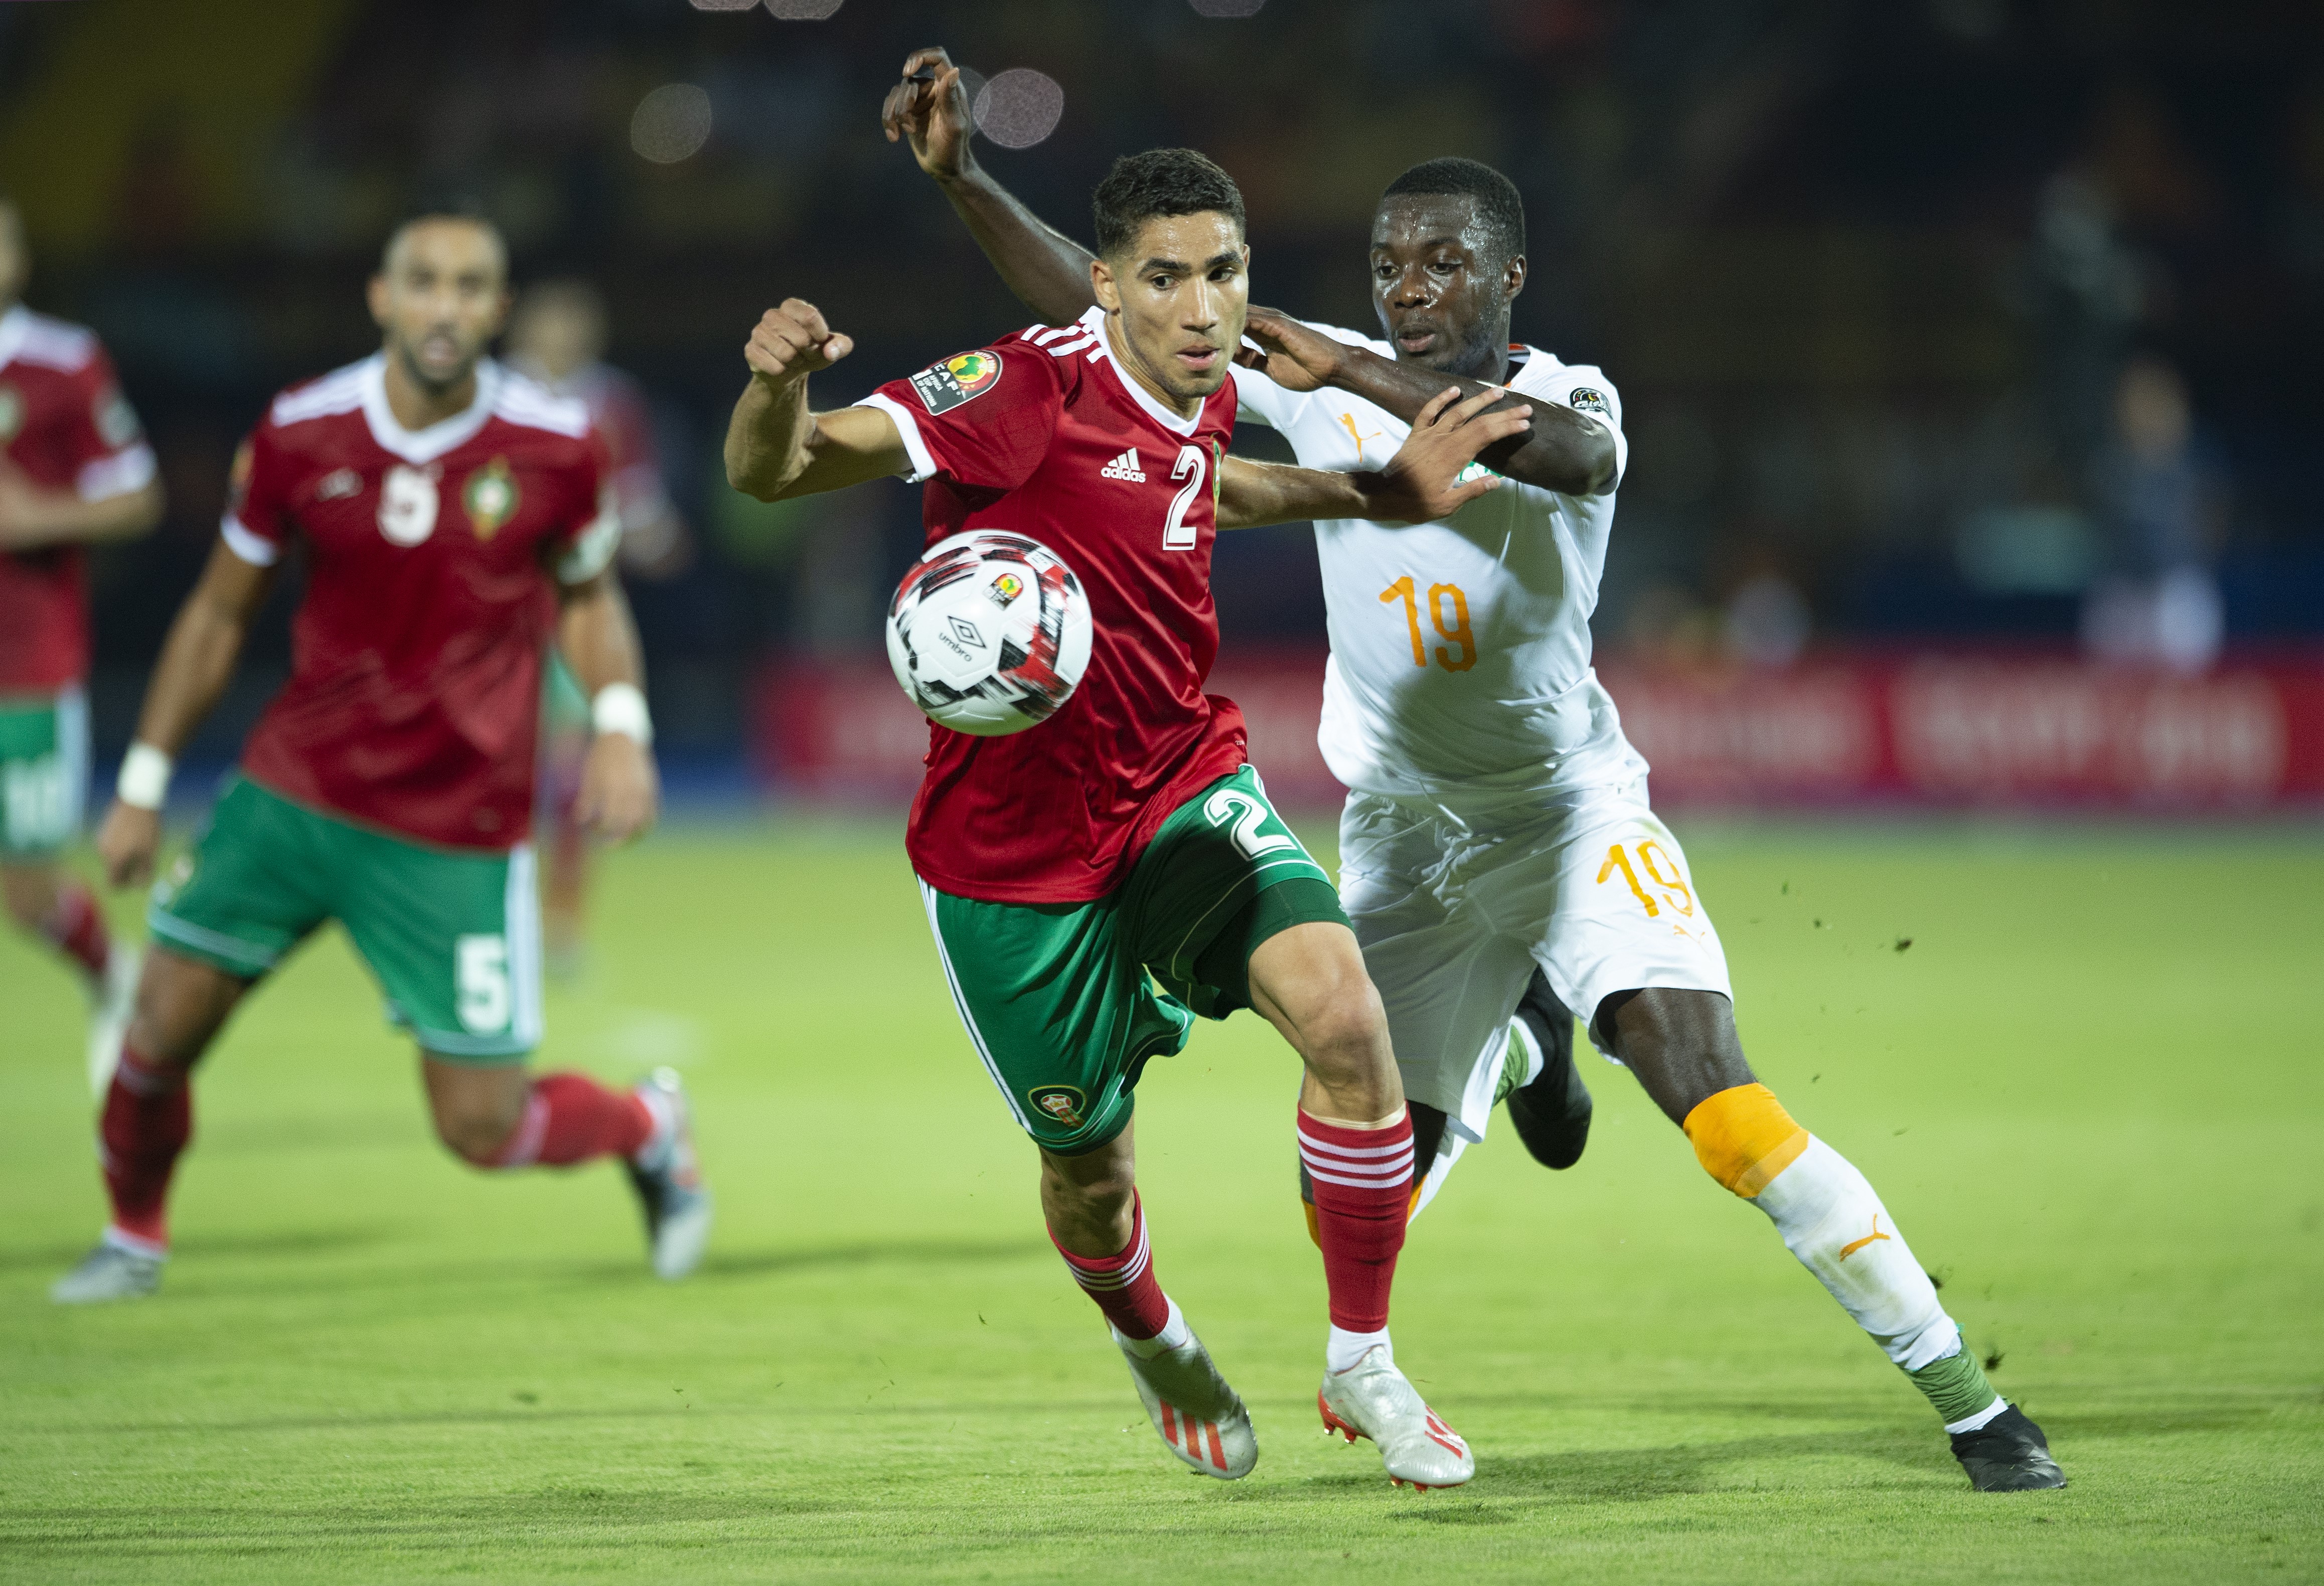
[625, 1068, 711, 1280]
[86, 943, 141, 1098]
[51, 1238, 164, 1305]
[1318, 1344, 1474, 1489]
[1112, 1309, 1258, 1479]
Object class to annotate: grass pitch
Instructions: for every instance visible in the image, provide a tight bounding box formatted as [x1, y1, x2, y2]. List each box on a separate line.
[2, 813, 2319, 1583]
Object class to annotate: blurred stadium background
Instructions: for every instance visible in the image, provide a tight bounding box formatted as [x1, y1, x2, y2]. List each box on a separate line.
[7, 0, 2321, 817]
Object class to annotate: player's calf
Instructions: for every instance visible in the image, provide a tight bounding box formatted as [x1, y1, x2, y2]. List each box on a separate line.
[436, 1060, 711, 1279]
[1247, 919, 1444, 1464]
[1615, 988, 2066, 1491]
[1042, 1173, 1257, 1480]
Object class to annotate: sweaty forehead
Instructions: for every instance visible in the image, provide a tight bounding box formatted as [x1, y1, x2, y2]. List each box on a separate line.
[1370, 195, 1485, 254]
[387, 221, 506, 282]
[1126, 209, 1245, 264]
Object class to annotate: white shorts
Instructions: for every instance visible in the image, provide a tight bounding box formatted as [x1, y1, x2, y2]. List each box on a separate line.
[1339, 776, 1731, 1178]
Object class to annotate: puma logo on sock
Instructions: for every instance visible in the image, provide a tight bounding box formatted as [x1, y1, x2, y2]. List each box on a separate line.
[1839, 1215, 1893, 1260]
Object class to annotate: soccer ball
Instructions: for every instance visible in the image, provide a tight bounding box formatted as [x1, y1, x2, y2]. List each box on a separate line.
[885, 530, 1093, 736]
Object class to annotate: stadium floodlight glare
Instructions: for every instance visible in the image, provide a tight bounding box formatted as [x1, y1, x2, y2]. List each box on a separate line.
[763, 0, 845, 17]
[1187, 0, 1267, 15]
[972, 69, 1065, 150]
[631, 84, 714, 165]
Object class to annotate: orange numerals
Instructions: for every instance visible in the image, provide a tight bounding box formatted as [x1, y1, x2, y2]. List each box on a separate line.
[1381, 576, 1476, 672]
[1598, 841, 1695, 918]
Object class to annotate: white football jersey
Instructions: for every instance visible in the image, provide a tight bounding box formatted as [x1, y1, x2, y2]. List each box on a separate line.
[1231, 323, 1644, 804]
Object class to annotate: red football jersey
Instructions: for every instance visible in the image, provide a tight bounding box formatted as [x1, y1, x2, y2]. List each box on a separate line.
[225, 356, 616, 850]
[0, 305, 156, 692]
[860, 306, 1247, 904]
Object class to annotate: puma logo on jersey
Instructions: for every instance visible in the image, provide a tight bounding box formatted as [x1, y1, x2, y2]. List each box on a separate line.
[1100, 448, 1147, 483]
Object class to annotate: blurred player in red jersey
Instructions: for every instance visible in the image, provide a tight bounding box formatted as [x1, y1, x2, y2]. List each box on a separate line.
[50, 216, 710, 1305]
[506, 279, 693, 977]
[727, 151, 1528, 1488]
[0, 195, 165, 1095]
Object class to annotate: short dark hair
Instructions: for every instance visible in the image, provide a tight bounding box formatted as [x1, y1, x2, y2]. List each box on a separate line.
[1092, 148, 1246, 260]
[1380, 157, 1525, 262]
[379, 210, 508, 278]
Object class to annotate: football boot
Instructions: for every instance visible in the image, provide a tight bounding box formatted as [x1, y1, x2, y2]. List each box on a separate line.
[625, 1067, 712, 1281]
[1501, 968, 1592, 1170]
[51, 1239, 164, 1305]
[1318, 1344, 1474, 1490]
[1113, 1316, 1258, 1479]
[1951, 1403, 2067, 1491]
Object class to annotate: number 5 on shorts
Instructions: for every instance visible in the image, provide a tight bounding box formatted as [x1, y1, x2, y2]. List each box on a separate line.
[456, 934, 511, 1033]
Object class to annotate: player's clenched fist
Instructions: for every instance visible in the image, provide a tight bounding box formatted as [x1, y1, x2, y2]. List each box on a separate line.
[96, 799, 162, 890]
[744, 300, 854, 386]
[576, 732, 659, 846]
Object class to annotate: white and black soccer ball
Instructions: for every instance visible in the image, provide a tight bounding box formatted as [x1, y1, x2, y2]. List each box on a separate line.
[885, 530, 1093, 736]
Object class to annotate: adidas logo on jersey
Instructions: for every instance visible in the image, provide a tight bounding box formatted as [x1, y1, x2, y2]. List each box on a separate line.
[1100, 448, 1147, 483]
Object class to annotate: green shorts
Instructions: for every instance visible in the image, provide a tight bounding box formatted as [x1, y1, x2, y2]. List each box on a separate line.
[920, 764, 1347, 1156]
[0, 687, 89, 859]
[148, 777, 543, 1061]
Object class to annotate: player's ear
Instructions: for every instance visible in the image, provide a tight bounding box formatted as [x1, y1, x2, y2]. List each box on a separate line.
[1503, 253, 1527, 302]
[365, 273, 392, 330]
[1090, 256, 1121, 315]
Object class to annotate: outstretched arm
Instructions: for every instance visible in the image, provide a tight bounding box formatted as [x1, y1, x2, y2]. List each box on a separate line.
[95, 539, 276, 887]
[1220, 387, 1533, 530]
[1241, 308, 1620, 497]
[882, 47, 1099, 326]
[724, 299, 910, 501]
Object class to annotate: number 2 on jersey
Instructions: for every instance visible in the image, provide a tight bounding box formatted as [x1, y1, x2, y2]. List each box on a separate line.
[1382, 576, 1476, 671]
[1162, 444, 1207, 550]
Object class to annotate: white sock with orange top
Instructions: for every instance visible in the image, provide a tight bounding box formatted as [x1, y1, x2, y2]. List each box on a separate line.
[1684, 1083, 1959, 1371]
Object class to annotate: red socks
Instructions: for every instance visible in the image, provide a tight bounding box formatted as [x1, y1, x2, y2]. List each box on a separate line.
[1051, 1191, 1172, 1340]
[41, 881, 112, 983]
[1297, 1108, 1414, 1332]
[100, 1045, 190, 1252]
[488, 1072, 652, 1168]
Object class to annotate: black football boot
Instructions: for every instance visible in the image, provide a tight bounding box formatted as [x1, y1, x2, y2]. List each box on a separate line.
[1501, 968, 1592, 1170]
[1950, 1404, 2067, 1491]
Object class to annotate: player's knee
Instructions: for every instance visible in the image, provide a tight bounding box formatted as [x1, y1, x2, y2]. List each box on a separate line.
[433, 1097, 524, 1166]
[1295, 983, 1389, 1086]
[0, 867, 50, 930]
[1681, 1081, 1807, 1197]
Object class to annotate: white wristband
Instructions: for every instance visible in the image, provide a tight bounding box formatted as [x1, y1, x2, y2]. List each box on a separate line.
[117, 742, 173, 811]
[590, 682, 653, 745]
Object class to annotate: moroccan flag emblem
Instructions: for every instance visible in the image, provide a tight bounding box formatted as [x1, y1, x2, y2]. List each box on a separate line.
[463, 457, 520, 539]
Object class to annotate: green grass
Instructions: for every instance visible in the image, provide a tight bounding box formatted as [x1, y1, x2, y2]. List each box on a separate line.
[3, 815, 2320, 1582]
